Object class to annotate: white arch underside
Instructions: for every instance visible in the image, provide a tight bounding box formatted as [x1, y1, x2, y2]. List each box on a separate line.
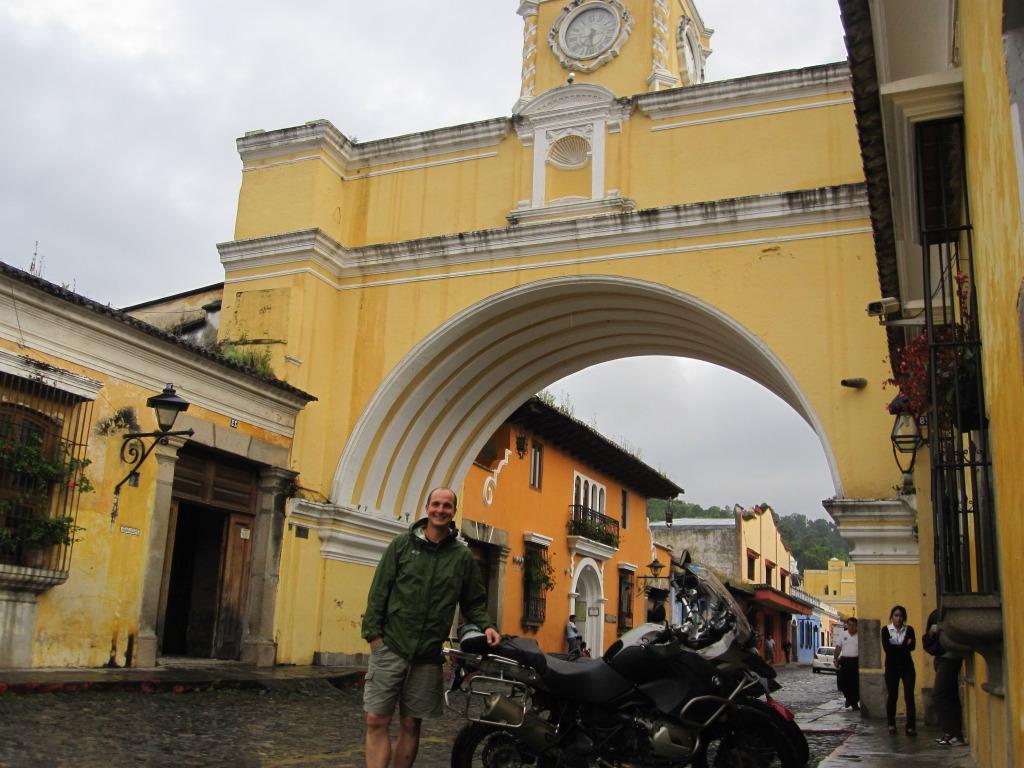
[332, 275, 840, 516]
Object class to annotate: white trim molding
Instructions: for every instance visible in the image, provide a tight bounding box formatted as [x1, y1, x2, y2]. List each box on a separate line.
[237, 118, 510, 172]
[483, 449, 513, 505]
[219, 184, 868, 283]
[568, 535, 616, 561]
[0, 348, 102, 400]
[823, 496, 920, 565]
[290, 498, 407, 566]
[636, 61, 852, 121]
[523, 531, 554, 547]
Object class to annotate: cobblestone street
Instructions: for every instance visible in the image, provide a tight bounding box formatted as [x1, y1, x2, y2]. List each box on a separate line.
[0, 665, 849, 767]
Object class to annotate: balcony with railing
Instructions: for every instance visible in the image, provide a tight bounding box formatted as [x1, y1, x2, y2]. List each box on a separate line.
[566, 505, 619, 560]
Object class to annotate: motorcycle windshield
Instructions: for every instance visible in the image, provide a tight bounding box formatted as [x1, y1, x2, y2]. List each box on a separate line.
[683, 562, 752, 645]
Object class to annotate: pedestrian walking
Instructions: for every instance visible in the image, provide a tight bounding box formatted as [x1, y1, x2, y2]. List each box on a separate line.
[924, 608, 965, 746]
[567, 614, 581, 655]
[833, 617, 859, 709]
[361, 487, 501, 768]
[782, 639, 792, 663]
[882, 604, 917, 735]
[765, 635, 776, 664]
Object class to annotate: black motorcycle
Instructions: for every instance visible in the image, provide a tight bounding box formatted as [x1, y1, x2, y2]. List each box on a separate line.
[445, 562, 805, 767]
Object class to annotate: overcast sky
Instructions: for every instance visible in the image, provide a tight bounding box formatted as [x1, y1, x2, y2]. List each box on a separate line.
[0, 1, 849, 518]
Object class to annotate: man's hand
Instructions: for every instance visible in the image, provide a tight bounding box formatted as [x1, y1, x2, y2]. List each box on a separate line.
[369, 636, 382, 648]
[485, 627, 502, 646]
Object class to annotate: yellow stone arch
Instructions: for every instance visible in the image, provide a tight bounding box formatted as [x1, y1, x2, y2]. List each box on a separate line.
[333, 275, 842, 517]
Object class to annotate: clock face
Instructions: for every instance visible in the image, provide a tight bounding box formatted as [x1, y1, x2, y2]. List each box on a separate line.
[562, 5, 620, 60]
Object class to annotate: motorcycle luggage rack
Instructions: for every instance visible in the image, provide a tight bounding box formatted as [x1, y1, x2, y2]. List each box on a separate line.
[445, 672, 531, 727]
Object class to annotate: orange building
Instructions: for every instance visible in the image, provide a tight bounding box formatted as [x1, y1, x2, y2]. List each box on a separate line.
[460, 397, 682, 655]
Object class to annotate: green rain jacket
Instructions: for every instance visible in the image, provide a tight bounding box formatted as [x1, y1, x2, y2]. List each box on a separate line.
[361, 518, 495, 664]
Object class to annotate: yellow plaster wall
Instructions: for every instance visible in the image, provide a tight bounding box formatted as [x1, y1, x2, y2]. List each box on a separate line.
[738, 506, 793, 590]
[958, 2, 1024, 762]
[0, 341, 291, 667]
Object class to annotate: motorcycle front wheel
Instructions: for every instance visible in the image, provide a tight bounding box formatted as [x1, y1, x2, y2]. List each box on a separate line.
[451, 722, 536, 768]
[691, 709, 800, 768]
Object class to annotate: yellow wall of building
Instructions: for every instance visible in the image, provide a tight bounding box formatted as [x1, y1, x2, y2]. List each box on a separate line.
[738, 505, 793, 591]
[0, 340, 292, 667]
[959, 2, 1024, 761]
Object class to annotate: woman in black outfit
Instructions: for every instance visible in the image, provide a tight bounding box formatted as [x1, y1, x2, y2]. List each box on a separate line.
[881, 604, 917, 735]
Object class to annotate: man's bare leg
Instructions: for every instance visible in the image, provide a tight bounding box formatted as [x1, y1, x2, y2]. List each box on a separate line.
[391, 716, 422, 768]
[365, 712, 393, 768]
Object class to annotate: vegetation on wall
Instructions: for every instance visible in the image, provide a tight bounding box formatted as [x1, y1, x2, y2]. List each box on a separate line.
[0, 432, 90, 554]
[219, 337, 274, 377]
[523, 547, 555, 592]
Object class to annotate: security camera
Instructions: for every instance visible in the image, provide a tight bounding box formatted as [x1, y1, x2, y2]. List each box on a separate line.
[866, 297, 900, 317]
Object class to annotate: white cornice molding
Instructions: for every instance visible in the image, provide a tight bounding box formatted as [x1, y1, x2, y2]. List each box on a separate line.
[636, 61, 852, 120]
[568, 535, 616, 561]
[823, 497, 920, 565]
[508, 195, 635, 224]
[514, 83, 633, 137]
[237, 118, 511, 171]
[0, 278, 309, 436]
[218, 184, 869, 282]
[290, 498, 407, 566]
[523, 531, 554, 546]
[0, 348, 102, 400]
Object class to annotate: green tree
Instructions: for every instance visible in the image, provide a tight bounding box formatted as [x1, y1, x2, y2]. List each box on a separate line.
[647, 499, 735, 522]
[776, 513, 851, 572]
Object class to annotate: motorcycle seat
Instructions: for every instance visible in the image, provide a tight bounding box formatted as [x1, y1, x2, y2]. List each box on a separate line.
[542, 656, 635, 703]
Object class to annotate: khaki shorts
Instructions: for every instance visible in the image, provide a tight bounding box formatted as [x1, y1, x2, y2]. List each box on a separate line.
[362, 642, 444, 719]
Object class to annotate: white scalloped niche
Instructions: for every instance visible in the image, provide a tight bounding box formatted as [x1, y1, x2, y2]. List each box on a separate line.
[547, 134, 592, 169]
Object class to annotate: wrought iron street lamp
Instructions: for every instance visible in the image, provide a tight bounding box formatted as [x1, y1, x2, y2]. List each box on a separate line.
[889, 394, 924, 493]
[112, 384, 195, 515]
[637, 557, 666, 593]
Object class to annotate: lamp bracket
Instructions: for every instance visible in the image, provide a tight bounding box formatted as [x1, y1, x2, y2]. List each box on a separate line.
[113, 429, 195, 496]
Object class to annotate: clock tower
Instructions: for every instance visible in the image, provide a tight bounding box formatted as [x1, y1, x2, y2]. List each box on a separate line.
[516, 0, 713, 103]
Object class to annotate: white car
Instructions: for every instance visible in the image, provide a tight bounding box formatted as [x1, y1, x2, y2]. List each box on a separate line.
[811, 646, 837, 674]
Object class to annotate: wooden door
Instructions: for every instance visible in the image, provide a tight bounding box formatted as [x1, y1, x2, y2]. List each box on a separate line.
[213, 512, 253, 659]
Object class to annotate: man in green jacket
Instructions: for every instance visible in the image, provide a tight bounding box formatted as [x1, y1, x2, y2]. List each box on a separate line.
[362, 487, 501, 768]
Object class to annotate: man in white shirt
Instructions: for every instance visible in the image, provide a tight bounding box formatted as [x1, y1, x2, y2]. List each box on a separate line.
[834, 617, 860, 710]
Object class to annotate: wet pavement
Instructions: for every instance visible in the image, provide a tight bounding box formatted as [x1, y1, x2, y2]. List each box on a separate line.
[0, 662, 974, 767]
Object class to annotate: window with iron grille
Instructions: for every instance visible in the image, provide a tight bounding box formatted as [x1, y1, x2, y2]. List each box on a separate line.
[617, 568, 634, 634]
[0, 370, 94, 576]
[912, 118, 998, 596]
[521, 542, 551, 627]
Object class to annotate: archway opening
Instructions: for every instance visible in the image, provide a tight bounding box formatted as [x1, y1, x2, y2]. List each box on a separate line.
[333, 275, 840, 518]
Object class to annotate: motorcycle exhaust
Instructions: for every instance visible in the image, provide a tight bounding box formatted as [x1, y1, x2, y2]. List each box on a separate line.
[482, 695, 557, 752]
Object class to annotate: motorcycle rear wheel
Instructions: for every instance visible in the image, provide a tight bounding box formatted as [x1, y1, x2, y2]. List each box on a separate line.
[692, 710, 800, 768]
[451, 722, 534, 768]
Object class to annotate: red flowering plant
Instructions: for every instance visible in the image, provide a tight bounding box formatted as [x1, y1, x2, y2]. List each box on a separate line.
[886, 273, 978, 425]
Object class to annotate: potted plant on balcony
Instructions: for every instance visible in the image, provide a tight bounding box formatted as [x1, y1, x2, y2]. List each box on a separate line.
[887, 275, 985, 431]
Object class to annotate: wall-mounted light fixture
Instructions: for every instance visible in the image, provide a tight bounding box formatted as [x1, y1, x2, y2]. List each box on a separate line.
[889, 394, 924, 493]
[636, 557, 666, 593]
[112, 384, 195, 516]
[515, 432, 529, 459]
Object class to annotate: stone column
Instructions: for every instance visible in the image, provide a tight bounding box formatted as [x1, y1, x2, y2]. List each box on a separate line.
[857, 618, 884, 718]
[134, 436, 186, 668]
[241, 466, 297, 667]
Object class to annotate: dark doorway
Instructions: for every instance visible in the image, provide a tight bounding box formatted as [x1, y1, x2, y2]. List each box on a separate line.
[160, 446, 258, 660]
[162, 503, 225, 657]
